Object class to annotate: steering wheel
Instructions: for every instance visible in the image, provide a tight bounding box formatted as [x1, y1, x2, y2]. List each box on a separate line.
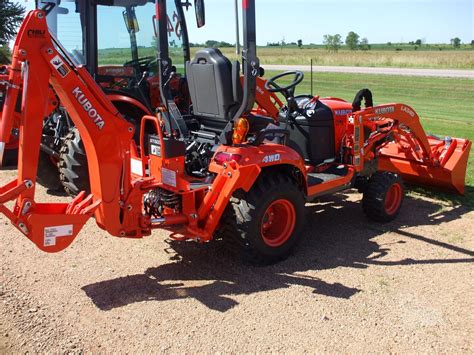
[123, 56, 156, 71]
[264, 71, 304, 97]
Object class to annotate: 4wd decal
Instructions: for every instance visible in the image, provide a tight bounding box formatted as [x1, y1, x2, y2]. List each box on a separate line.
[262, 154, 281, 164]
[72, 87, 105, 129]
[50, 55, 70, 78]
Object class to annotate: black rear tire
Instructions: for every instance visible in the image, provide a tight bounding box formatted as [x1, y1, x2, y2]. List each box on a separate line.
[1, 147, 18, 167]
[362, 172, 404, 223]
[36, 150, 62, 191]
[218, 172, 305, 265]
[58, 127, 90, 196]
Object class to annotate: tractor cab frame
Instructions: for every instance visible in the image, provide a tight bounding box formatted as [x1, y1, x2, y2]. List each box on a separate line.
[31, 0, 203, 195]
[36, 0, 193, 114]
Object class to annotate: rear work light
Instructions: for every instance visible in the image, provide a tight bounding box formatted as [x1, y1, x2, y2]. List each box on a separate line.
[214, 152, 242, 165]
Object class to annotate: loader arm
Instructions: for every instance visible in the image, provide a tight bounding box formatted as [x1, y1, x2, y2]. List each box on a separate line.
[354, 103, 471, 194]
[0, 10, 145, 251]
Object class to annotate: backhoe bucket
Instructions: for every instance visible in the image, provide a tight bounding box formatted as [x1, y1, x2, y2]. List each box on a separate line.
[378, 135, 471, 195]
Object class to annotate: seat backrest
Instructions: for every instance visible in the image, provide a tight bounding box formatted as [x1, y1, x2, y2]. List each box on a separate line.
[186, 48, 241, 127]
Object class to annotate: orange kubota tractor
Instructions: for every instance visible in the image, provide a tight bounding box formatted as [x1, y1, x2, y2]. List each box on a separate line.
[0, 0, 471, 264]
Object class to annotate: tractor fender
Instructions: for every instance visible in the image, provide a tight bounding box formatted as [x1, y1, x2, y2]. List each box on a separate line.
[201, 143, 307, 239]
[106, 94, 152, 143]
[106, 93, 152, 118]
[210, 143, 307, 194]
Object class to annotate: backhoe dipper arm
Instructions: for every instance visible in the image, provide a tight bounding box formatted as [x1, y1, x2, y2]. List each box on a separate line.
[0, 10, 139, 251]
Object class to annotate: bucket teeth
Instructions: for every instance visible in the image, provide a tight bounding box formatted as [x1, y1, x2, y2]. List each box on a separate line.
[71, 194, 94, 215]
[65, 191, 86, 214]
[65, 191, 100, 215]
[80, 199, 101, 215]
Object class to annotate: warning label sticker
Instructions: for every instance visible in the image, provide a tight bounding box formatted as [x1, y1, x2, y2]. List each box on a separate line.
[150, 144, 161, 157]
[149, 136, 161, 157]
[44, 224, 73, 247]
[162, 168, 177, 187]
[50, 55, 70, 78]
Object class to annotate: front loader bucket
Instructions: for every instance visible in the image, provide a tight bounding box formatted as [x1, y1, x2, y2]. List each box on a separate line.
[378, 135, 471, 195]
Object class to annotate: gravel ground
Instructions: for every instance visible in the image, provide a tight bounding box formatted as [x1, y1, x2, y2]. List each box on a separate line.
[0, 168, 473, 353]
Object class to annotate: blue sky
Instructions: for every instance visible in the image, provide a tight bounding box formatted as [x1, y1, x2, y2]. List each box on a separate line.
[18, 0, 474, 45]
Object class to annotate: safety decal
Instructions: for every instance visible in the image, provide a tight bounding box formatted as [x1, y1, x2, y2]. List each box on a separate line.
[44, 224, 73, 247]
[149, 136, 161, 157]
[162, 168, 177, 187]
[50, 55, 70, 78]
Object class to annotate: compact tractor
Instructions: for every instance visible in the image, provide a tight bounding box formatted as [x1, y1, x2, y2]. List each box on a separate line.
[0, 0, 471, 264]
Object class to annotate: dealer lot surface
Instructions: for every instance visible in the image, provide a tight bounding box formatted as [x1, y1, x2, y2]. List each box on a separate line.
[0, 169, 472, 353]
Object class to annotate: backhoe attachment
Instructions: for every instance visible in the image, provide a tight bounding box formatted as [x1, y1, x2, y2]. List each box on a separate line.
[0, 10, 145, 250]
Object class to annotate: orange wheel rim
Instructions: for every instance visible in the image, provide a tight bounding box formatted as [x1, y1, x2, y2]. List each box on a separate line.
[261, 199, 296, 247]
[384, 183, 402, 215]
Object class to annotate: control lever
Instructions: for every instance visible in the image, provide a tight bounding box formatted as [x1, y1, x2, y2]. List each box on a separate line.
[137, 71, 149, 86]
[163, 65, 177, 87]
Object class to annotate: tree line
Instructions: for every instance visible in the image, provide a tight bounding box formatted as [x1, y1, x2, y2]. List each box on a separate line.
[189, 40, 235, 48]
[323, 31, 470, 52]
[323, 32, 370, 52]
[0, 1, 25, 64]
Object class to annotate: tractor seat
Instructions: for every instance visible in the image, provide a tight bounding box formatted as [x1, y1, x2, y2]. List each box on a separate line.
[186, 48, 242, 134]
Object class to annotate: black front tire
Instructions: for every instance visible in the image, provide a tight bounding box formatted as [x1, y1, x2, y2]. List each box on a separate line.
[362, 172, 404, 223]
[218, 172, 305, 265]
[58, 127, 90, 196]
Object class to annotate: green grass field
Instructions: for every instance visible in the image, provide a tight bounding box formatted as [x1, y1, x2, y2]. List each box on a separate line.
[267, 71, 474, 207]
[219, 47, 474, 69]
[97, 47, 474, 70]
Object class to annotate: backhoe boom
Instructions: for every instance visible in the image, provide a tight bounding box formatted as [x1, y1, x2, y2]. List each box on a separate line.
[0, 10, 146, 251]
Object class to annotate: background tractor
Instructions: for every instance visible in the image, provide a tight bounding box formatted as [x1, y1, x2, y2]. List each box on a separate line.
[0, 0, 470, 264]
